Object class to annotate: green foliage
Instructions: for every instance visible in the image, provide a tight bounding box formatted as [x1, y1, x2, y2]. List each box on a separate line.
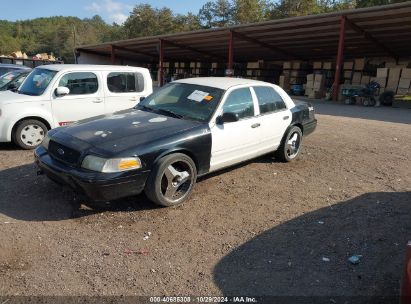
[0, 16, 122, 63]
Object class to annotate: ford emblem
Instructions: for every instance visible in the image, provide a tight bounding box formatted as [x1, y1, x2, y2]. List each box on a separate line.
[57, 148, 65, 156]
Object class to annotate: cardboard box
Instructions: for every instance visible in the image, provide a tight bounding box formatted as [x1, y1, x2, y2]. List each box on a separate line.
[313, 62, 322, 69]
[344, 61, 354, 70]
[292, 61, 301, 69]
[398, 78, 411, 89]
[374, 77, 387, 87]
[279, 75, 290, 89]
[306, 80, 314, 89]
[305, 87, 313, 96]
[388, 67, 402, 82]
[323, 62, 335, 70]
[306, 74, 315, 82]
[377, 68, 389, 78]
[352, 72, 362, 84]
[361, 75, 370, 85]
[396, 88, 410, 95]
[354, 58, 365, 70]
[401, 68, 411, 78]
[283, 62, 292, 69]
[344, 70, 352, 78]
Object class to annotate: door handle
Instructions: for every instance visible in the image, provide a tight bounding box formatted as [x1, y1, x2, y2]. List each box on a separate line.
[251, 123, 261, 128]
[283, 116, 289, 120]
[129, 97, 138, 101]
[93, 98, 103, 103]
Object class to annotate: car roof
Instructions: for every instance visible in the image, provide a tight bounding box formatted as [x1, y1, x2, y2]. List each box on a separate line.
[0, 63, 31, 70]
[173, 77, 274, 90]
[36, 64, 149, 72]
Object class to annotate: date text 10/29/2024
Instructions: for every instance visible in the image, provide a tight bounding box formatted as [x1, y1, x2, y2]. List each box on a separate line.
[149, 296, 258, 303]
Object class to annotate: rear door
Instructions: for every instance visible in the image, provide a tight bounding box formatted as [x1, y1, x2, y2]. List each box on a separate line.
[51, 71, 105, 126]
[209, 86, 262, 172]
[104, 71, 147, 114]
[252, 86, 292, 150]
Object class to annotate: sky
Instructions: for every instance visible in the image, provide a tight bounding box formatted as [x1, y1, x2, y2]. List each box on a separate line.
[0, 0, 205, 24]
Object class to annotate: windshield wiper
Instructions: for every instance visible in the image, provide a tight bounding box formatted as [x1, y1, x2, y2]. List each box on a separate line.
[154, 108, 185, 119]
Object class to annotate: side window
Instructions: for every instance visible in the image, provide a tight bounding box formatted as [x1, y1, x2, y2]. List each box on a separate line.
[254, 86, 287, 114]
[107, 72, 144, 93]
[58, 72, 98, 95]
[222, 87, 255, 119]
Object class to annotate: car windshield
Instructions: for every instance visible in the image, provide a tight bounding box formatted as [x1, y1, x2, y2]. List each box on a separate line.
[18, 68, 57, 96]
[138, 83, 224, 122]
[0, 71, 21, 89]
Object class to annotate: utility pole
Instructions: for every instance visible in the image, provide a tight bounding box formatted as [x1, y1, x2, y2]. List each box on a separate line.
[72, 24, 77, 63]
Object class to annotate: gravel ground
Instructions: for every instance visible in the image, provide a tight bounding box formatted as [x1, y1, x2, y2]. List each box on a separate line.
[0, 101, 410, 300]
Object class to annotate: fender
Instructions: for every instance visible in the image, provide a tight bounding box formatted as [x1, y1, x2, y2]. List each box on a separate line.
[5, 108, 55, 142]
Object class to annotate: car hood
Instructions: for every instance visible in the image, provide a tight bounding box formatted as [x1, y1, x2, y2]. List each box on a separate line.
[56, 108, 202, 153]
[0, 90, 38, 105]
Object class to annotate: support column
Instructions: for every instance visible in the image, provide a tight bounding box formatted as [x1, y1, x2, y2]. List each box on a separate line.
[332, 16, 346, 101]
[227, 30, 234, 76]
[110, 45, 116, 64]
[159, 39, 165, 86]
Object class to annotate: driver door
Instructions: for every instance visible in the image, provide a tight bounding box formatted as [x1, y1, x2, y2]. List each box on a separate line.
[209, 87, 262, 172]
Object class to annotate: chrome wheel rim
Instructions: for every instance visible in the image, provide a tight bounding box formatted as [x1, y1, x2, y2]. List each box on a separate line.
[286, 132, 301, 159]
[160, 160, 194, 203]
[20, 124, 45, 147]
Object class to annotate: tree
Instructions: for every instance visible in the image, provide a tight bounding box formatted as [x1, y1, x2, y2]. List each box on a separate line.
[233, 0, 269, 24]
[199, 0, 234, 28]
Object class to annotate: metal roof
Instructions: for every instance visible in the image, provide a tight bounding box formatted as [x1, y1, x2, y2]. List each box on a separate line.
[77, 2, 411, 63]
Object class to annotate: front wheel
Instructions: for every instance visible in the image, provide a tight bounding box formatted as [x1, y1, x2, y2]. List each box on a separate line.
[275, 126, 303, 162]
[13, 119, 48, 150]
[144, 153, 197, 207]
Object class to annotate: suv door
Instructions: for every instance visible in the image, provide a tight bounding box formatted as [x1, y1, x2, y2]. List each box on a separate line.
[252, 86, 292, 150]
[104, 71, 146, 113]
[52, 71, 105, 126]
[210, 86, 262, 172]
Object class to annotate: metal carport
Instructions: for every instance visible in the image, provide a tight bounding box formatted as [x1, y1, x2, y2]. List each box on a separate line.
[76, 1, 411, 100]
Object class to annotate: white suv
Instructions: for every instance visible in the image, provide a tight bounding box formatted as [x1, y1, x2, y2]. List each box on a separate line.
[0, 64, 153, 149]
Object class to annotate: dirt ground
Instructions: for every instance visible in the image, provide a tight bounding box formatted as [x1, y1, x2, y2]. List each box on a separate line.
[0, 101, 410, 301]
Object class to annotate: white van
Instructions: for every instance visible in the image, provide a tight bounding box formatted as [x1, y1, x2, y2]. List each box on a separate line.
[0, 64, 153, 149]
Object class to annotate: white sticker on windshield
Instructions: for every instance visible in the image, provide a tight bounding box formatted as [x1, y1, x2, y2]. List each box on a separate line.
[187, 90, 209, 102]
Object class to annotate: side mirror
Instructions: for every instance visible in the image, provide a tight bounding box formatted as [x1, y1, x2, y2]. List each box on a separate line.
[55, 86, 70, 97]
[139, 96, 145, 102]
[217, 112, 240, 124]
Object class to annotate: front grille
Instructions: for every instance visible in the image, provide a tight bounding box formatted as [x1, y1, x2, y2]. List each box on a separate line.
[49, 140, 81, 166]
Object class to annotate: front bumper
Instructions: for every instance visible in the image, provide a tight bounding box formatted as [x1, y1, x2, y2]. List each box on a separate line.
[34, 147, 150, 202]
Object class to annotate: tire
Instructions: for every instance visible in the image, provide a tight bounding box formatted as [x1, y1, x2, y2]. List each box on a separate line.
[13, 119, 48, 150]
[144, 153, 197, 207]
[275, 126, 303, 162]
[379, 91, 395, 106]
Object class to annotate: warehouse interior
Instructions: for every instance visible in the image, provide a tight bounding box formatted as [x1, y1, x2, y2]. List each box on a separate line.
[76, 2, 411, 102]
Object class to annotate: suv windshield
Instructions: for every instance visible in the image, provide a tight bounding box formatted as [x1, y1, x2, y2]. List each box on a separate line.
[138, 83, 224, 122]
[18, 68, 57, 96]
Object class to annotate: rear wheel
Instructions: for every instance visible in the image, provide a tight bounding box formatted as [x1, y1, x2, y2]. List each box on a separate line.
[275, 126, 303, 162]
[144, 153, 197, 207]
[13, 119, 48, 150]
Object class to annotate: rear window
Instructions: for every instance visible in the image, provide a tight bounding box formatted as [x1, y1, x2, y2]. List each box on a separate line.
[107, 72, 144, 93]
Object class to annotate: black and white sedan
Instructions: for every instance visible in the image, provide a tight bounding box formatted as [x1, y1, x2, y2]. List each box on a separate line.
[35, 77, 317, 207]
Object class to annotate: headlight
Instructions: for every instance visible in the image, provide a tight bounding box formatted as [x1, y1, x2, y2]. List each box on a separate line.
[81, 155, 142, 173]
[41, 134, 50, 149]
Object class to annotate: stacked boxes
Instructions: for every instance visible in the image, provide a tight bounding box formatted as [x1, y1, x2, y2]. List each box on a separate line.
[282, 61, 310, 85]
[386, 67, 402, 92]
[397, 68, 411, 95]
[305, 74, 325, 99]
